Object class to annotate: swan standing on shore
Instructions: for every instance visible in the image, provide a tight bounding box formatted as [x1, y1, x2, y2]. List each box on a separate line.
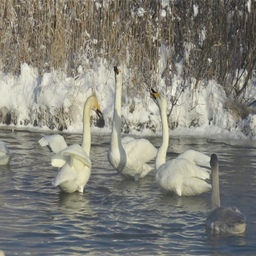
[108, 67, 157, 181]
[0, 141, 11, 165]
[205, 154, 246, 234]
[39, 94, 104, 193]
[150, 89, 211, 196]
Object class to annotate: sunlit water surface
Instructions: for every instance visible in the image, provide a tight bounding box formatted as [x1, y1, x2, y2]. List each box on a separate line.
[0, 129, 256, 255]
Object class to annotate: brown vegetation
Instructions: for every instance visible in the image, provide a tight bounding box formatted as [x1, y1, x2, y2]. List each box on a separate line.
[0, 0, 255, 102]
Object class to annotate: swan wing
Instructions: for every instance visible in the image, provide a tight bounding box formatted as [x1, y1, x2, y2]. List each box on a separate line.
[122, 137, 157, 164]
[156, 158, 211, 196]
[173, 158, 210, 180]
[53, 144, 91, 168]
[181, 176, 211, 196]
[51, 154, 69, 168]
[178, 150, 210, 168]
[121, 136, 135, 144]
[38, 134, 68, 153]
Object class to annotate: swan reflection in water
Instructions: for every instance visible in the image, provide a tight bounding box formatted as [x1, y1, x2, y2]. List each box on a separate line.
[58, 191, 94, 216]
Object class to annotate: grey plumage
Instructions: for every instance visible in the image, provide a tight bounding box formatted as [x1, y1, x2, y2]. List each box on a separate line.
[205, 154, 246, 235]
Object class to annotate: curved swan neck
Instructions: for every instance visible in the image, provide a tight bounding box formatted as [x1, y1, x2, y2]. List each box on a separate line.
[81, 98, 92, 156]
[110, 71, 123, 149]
[211, 160, 220, 208]
[156, 100, 169, 169]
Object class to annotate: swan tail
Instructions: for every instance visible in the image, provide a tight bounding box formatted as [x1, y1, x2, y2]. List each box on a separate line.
[140, 163, 154, 178]
[53, 163, 75, 187]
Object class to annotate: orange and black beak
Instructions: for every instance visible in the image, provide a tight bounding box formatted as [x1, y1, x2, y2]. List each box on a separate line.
[150, 88, 159, 101]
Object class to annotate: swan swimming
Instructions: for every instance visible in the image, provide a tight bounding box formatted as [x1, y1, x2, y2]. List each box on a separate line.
[39, 94, 104, 193]
[205, 154, 246, 234]
[0, 141, 11, 165]
[108, 66, 157, 181]
[150, 89, 211, 196]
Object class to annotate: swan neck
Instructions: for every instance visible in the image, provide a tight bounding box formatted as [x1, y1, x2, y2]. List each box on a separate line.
[156, 103, 169, 169]
[110, 74, 123, 149]
[211, 165, 220, 208]
[82, 99, 91, 156]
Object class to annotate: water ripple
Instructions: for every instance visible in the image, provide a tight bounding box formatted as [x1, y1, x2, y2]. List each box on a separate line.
[0, 132, 255, 255]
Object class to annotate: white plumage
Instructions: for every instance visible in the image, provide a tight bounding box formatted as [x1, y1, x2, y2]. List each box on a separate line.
[38, 134, 67, 154]
[108, 67, 157, 181]
[151, 89, 211, 196]
[51, 144, 91, 168]
[39, 94, 104, 193]
[38, 134, 68, 153]
[0, 141, 11, 165]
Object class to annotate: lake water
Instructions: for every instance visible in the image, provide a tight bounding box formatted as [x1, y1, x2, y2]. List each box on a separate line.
[0, 129, 256, 255]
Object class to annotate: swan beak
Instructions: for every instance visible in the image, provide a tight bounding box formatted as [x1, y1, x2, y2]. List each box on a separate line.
[114, 66, 120, 75]
[95, 109, 105, 128]
[150, 88, 159, 100]
[96, 109, 103, 118]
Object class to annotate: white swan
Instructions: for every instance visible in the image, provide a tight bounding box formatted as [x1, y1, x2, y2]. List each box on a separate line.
[0, 141, 11, 165]
[150, 89, 211, 196]
[108, 66, 157, 181]
[205, 154, 246, 234]
[39, 94, 104, 193]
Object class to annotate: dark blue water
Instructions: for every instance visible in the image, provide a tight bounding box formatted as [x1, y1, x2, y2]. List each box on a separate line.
[0, 129, 255, 255]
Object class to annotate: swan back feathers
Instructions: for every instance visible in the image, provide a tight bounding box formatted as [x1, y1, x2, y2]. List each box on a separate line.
[206, 206, 246, 234]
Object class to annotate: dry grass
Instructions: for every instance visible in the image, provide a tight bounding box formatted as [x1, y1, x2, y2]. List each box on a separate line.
[0, 0, 255, 99]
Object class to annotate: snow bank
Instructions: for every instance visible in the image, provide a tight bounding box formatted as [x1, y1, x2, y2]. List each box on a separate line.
[0, 61, 255, 140]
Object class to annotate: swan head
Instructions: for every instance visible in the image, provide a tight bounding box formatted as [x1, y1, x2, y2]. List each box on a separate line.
[150, 88, 159, 100]
[88, 95, 105, 128]
[114, 66, 121, 74]
[114, 66, 122, 82]
[210, 154, 218, 169]
[150, 89, 167, 110]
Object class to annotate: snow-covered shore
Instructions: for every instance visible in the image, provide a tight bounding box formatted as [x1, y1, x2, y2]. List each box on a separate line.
[0, 62, 255, 140]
